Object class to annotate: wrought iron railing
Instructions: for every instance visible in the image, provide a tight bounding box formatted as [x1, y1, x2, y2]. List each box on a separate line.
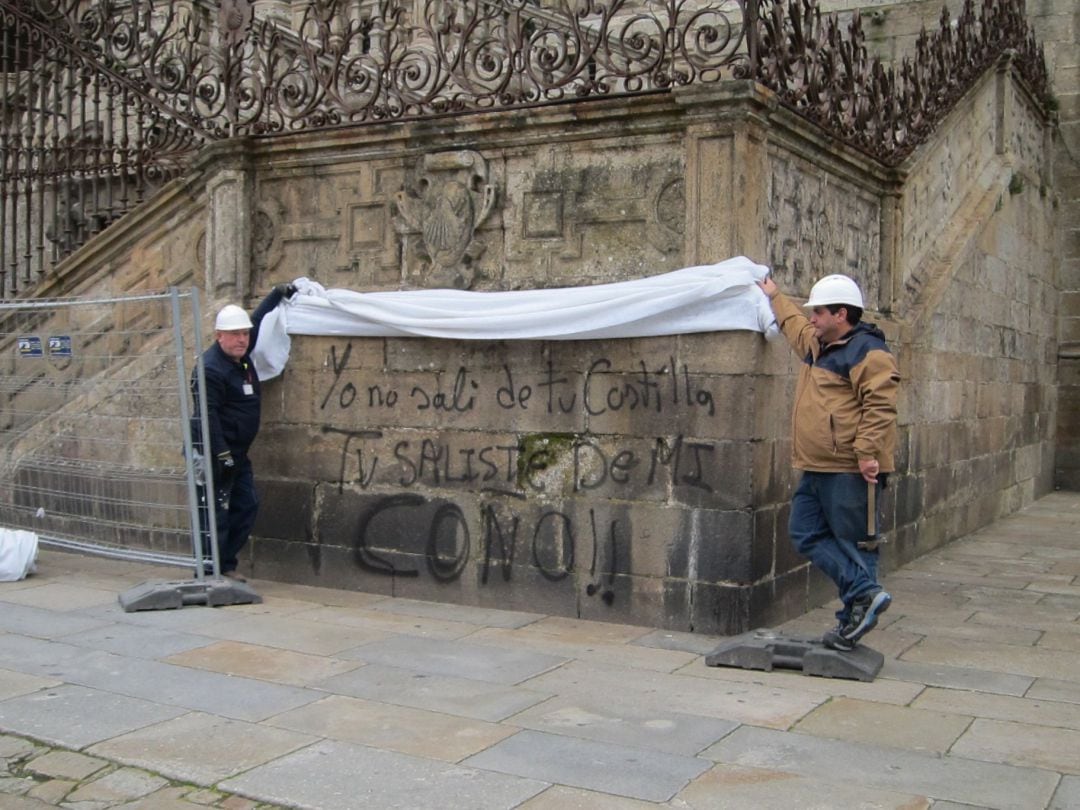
[0, 0, 1051, 298]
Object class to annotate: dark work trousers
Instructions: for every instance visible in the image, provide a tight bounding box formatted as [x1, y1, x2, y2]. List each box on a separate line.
[197, 455, 259, 575]
[788, 471, 882, 623]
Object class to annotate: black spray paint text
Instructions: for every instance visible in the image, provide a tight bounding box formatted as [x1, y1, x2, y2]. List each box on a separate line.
[320, 343, 716, 417]
[326, 428, 717, 494]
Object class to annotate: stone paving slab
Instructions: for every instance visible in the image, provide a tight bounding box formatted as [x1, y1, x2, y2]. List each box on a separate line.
[0, 635, 100, 679]
[0, 735, 39, 758]
[881, 659, 1034, 696]
[0, 583, 118, 611]
[950, 717, 1080, 774]
[313, 663, 553, 722]
[26, 778, 76, 805]
[0, 794, 56, 808]
[0, 668, 60, 702]
[1026, 677, 1080, 704]
[967, 606, 1080, 629]
[53, 622, 216, 660]
[462, 729, 710, 802]
[367, 597, 544, 629]
[250, 580, 389, 609]
[912, 685, 1080, 730]
[630, 628, 723, 655]
[220, 738, 548, 810]
[792, 696, 972, 754]
[1040, 593, 1080, 614]
[516, 784, 658, 809]
[901, 637, 1080, 681]
[222, 594, 328, 618]
[0, 603, 113, 641]
[24, 646, 322, 723]
[295, 604, 485, 640]
[887, 616, 1043, 646]
[339, 634, 568, 684]
[87, 712, 317, 785]
[1051, 775, 1080, 810]
[511, 616, 654, 645]
[504, 694, 738, 756]
[24, 751, 109, 780]
[1024, 581, 1080, 597]
[1038, 631, 1080, 651]
[703, 725, 1060, 810]
[522, 660, 826, 729]
[0, 684, 186, 749]
[170, 611, 392, 656]
[955, 585, 1047, 608]
[65, 767, 170, 804]
[163, 641, 362, 687]
[466, 626, 700, 673]
[673, 763, 931, 809]
[676, 654, 926, 705]
[265, 694, 517, 762]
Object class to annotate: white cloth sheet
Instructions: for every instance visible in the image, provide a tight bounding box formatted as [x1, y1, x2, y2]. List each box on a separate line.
[0, 528, 38, 582]
[252, 256, 778, 380]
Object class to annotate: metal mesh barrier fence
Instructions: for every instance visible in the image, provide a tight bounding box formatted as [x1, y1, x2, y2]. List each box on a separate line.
[0, 288, 213, 573]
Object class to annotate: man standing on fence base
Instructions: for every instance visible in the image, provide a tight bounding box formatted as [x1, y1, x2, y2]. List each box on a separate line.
[192, 284, 295, 582]
[758, 272, 900, 651]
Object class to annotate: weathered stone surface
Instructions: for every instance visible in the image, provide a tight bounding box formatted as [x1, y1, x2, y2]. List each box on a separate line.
[24, 751, 108, 781]
[17, 28, 1058, 639]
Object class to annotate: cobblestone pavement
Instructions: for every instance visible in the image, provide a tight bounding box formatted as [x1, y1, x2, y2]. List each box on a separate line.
[1, 492, 1079, 809]
[0, 732, 288, 809]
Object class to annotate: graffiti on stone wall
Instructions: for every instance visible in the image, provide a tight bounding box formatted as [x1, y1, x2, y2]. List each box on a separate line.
[314, 341, 734, 602]
[340, 491, 622, 605]
[319, 343, 717, 421]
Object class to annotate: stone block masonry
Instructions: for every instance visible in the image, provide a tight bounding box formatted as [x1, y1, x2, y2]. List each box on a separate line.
[26, 51, 1056, 633]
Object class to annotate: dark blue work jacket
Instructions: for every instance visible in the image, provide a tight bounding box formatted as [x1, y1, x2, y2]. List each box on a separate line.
[191, 288, 283, 458]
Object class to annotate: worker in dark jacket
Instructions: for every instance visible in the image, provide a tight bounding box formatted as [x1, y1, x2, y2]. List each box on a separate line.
[759, 273, 900, 650]
[192, 284, 294, 580]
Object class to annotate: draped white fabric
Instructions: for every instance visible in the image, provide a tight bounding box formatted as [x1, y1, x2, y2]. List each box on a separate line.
[0, 529, 37, 582]
[252, 256, 778, 380]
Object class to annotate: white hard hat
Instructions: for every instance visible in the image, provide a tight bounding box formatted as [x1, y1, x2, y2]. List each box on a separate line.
[804, 274, 864, 309]
[214, 304, 253, 331]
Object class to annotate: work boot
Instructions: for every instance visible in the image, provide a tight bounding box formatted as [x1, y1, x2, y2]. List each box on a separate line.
[222, 570, 247, 583]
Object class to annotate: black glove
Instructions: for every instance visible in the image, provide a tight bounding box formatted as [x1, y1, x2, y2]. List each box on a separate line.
[213, 450, 236, 488]
[275, 282, 298, 299]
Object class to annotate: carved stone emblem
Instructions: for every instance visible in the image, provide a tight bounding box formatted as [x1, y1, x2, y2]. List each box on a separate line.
[395, 151, 497, 289]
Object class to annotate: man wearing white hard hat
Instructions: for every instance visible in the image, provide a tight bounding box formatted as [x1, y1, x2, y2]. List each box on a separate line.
[758, 273, 900, 651]
[192, 284, 296, 581]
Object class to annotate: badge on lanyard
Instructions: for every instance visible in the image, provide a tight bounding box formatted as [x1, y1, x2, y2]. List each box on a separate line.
[242, 363, 255, 396]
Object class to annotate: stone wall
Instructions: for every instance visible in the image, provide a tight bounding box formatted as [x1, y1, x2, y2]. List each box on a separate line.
[823, 0, 1077, 483]
[1026, 0, 1080, 488]
[21, 21, 1057, 633]
[174, 64, 1050, 634]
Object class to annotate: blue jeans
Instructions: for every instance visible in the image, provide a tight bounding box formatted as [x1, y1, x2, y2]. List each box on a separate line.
[198, 456, 259, 574]
[789, 471, 881, 622]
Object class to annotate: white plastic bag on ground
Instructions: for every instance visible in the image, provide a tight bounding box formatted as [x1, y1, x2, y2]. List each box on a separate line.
[0, 528, 38, 581]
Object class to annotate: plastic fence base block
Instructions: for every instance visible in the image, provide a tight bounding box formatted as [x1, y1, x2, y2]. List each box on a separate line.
[704, 629, 884, 682]
[118, 578, 262, 611]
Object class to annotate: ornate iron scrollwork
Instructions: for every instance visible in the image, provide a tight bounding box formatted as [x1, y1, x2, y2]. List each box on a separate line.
[753, 0, 1051, 164]
[0, 0, 1053, 297]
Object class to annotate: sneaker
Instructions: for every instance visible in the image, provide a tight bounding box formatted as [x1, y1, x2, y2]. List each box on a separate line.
[222, 570, 247, 583]
[841, 589, 891, 643]
[822, 624, 856, 652]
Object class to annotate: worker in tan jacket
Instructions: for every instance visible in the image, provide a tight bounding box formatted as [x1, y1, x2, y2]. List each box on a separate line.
[759, 273, 900, 651]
